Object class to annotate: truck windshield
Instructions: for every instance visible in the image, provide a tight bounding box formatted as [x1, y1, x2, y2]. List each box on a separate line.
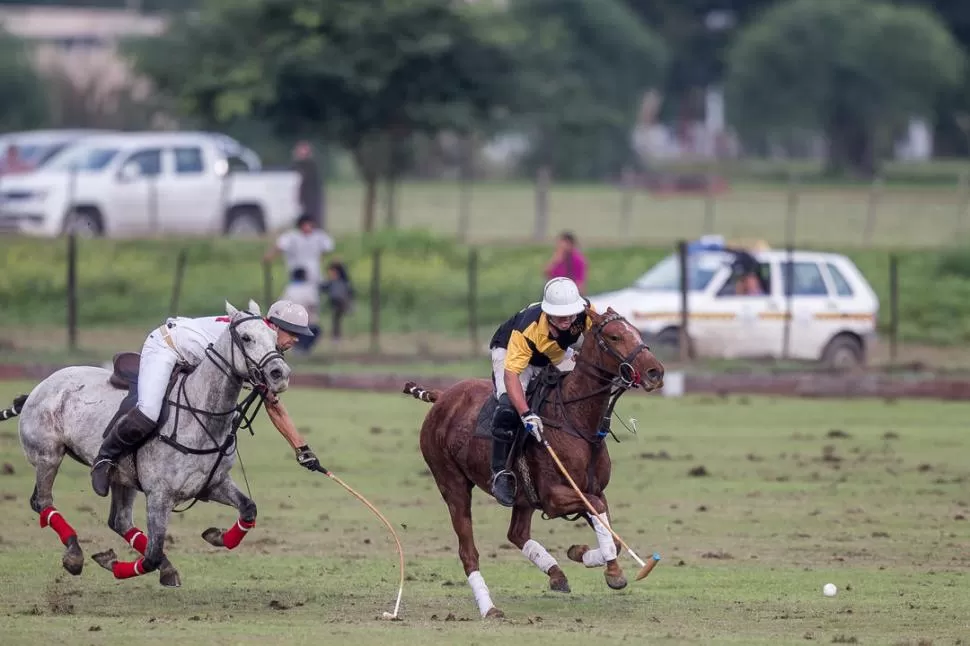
[633, 253, 724, 292]
[45, 146, 120, 172]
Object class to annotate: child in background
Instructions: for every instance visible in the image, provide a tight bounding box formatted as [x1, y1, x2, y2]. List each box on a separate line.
[283, 268, 321, 354]
[320, 261, 354, 347]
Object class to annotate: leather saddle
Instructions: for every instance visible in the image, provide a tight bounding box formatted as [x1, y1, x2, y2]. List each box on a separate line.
[473, 366, 564, 440]
[103, 352, 191, 438]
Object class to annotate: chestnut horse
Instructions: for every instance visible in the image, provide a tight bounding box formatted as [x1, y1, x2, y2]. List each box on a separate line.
[404, 307, 664, 618]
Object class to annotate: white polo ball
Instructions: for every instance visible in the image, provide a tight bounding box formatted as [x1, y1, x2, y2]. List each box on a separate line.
[823, 583, 837, 597]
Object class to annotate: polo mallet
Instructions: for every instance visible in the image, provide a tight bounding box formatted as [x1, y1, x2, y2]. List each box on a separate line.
[312, 464, 405, 619]
[538, 434, 660, 580]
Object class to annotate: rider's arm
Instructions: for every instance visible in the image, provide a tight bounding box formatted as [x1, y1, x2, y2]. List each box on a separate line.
[504, 330, 537, 416]
[263, 396, 308, 451]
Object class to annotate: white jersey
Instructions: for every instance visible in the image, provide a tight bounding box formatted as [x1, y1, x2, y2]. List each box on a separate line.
[165, 315, 231, 365]
[276, 229, 334, 284]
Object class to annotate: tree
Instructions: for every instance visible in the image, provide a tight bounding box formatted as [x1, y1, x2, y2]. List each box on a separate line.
[129, 0, 525, 231]
[726, 0, 964, 176]
[509, 0, 668, 179]
[0, 29, 49, 132]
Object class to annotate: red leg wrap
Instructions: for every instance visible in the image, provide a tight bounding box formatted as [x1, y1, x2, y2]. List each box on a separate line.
[39, 506, 77, 546]
[222, 518, 255, 550]
[112, 558, 146, 579]
[123, 528, 148, 555]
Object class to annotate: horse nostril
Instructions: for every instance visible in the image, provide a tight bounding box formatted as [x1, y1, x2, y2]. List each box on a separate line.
[270, 369, 284, 381]
[646, 368, 663, 382]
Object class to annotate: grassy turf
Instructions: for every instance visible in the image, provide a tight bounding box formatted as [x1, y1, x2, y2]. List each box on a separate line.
[0, 381, 967, 645]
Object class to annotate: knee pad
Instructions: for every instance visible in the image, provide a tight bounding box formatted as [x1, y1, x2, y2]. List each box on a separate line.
[491, 395, 520, 439]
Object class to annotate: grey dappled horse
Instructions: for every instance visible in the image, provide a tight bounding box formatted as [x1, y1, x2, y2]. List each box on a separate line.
[5, 300, 290, 586]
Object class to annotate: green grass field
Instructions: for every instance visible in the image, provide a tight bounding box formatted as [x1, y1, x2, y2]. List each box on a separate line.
[322, 179, 970, 249]
[0, 382, 967, 645]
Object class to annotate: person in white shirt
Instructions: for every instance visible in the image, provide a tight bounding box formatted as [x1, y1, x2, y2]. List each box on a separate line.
[90, 300, 320, 497]
[264, 214, 335, 286]
[282, 268, 322, 354]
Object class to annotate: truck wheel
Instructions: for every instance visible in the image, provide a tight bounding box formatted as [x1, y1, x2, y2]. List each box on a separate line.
[225, 207, 265, 237]
[63, 208, 104, 237]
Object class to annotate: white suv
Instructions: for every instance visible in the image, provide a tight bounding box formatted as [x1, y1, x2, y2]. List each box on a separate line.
[0, 132, 300, 237]
[587, 240, 880, 369]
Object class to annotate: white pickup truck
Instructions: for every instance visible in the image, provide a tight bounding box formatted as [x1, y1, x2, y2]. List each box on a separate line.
[0, 132, 300, 237]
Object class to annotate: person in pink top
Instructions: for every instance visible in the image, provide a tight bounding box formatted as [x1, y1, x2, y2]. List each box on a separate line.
[544, 231, 587, 294]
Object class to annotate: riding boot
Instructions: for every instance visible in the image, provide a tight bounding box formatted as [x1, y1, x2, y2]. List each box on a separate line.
[489, 429, 517, 507]
[91, 407, 157, 497]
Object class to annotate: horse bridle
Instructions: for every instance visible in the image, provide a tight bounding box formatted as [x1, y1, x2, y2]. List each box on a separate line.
[581, 311, 651, 390]
[205, 313, 286, 390]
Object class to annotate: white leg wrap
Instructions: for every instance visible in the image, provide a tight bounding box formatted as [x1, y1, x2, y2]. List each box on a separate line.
[522, 539, 558, 574]
[467, 571, 495, 617]
[582, 514, 618, 567]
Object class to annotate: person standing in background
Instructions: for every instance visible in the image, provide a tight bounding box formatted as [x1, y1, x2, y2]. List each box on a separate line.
[544, 231, 587, 294]
[292, 141, 325, 229]
[264, 214, 335, 288]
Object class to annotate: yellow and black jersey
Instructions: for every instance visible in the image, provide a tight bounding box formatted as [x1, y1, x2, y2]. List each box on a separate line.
[489, 303, 595, 374]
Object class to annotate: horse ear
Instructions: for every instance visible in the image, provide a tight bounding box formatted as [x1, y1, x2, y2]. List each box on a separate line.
[248, 299, 261, 316]
[225, 301, 239, 317]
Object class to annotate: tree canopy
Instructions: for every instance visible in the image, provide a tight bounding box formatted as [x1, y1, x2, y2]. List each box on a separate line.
[725, 0, 965, 176]
[0, 29, 49, 133]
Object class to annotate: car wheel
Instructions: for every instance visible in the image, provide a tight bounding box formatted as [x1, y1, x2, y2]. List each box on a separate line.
[821, 334, 864, 371]
[63, 208, 103, 237]
[225, 207, 265, 237]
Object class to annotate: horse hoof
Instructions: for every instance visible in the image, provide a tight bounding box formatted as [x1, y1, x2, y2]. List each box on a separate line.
[62, 537, 84, 576]
[484, 607, 505, 619]
[159, 568, 182, 588]
[605, 573, 628, 590]
[201, 527, 225, 548]
[549, 576, 571, 593]
[91, 549, 118, 572]
[566, 544, 589, 564]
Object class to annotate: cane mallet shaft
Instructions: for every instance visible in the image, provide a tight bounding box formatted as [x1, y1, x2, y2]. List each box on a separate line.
[314, 465, 405, 619]
[540, 438, 661, 580]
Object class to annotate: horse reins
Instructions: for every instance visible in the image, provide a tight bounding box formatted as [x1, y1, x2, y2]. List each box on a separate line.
[158, 314, 282, 513]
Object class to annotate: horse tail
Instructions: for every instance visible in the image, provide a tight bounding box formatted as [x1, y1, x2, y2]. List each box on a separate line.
[0, 394, 28, 422]
[402, 381, 439, 403]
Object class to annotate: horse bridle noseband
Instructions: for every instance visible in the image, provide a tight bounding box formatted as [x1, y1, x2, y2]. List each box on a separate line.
[583, 311, 651, 389]
[206, 313, 285, 389]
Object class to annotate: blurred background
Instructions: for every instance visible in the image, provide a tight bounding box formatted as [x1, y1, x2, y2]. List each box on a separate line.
[1, 0, 970, 379]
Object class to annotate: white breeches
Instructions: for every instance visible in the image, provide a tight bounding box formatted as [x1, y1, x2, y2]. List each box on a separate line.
[136, 331, 180, 422]
[490, 348, 535, 401]
[490, 347, 576, 401]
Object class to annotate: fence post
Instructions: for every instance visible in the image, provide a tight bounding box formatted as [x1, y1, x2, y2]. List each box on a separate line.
[457, 134, 473, 242]
[956, 170, 970, 238]
[467, 248, 479, 355]
[677, 240, 691, 362]
[863, 175, 884, 246]
[703, 172, 717, 235]
[889, 253, 899, 367]
[369, 248, 382, 354]
[169, 248, 188, 316]
[782, 245, 794, 360]
[262, 260, 273, 309]
[66, 232, 78, 352]
[533, 166, 551, 241]
[620, 166, 634, 237]
[785, 170, 799, 247]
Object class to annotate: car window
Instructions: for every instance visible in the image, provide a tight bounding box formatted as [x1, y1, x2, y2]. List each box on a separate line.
[227, 154, 252, 173]
[123, 149, 163, 177]
[174, 147, 204, 174]
[45, 146, 119, 172]
[782, 261, 830, 296]
[717, 262, 772, 297]
[633, 252, 723, 292]
[825, 262, 854, 297]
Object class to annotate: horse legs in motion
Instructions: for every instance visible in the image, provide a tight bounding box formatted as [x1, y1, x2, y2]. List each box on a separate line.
[21, 407, 84, 577]
[90, 476, 257, 584]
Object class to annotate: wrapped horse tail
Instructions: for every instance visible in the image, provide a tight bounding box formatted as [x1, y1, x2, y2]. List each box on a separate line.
[0, 394, 28, 422]
[402, 382, 439, 404]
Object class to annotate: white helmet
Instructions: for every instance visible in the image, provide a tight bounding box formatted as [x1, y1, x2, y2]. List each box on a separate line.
[541, 277, 586, 317]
